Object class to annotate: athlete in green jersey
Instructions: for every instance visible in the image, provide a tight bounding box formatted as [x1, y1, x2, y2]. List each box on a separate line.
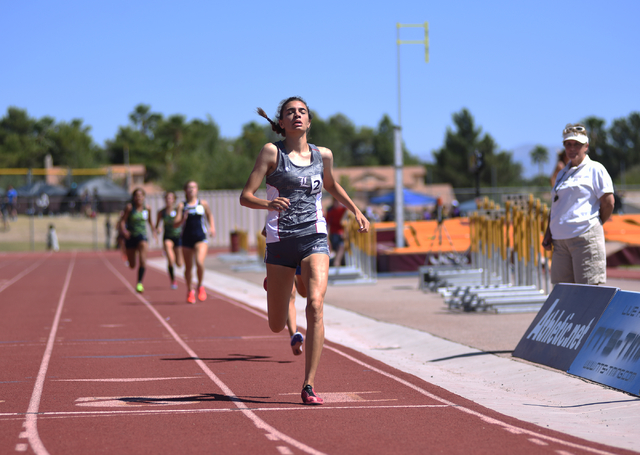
[155, 191, 183, 289]
[118, 188, 157, 293]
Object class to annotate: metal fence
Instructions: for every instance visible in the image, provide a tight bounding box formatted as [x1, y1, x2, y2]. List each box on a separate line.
[1, 190, 268, 251]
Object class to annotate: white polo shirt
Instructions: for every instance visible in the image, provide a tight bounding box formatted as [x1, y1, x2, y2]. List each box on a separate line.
[549, 155, 613, 240]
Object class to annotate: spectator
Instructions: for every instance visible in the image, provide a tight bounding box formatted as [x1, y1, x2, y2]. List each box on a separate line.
[6, 185, 17, 221]
[326, 197, 347, 267]
[550, 150, 570, 187]
[47, 224, 59, 251]
[542, 123, 614, 285]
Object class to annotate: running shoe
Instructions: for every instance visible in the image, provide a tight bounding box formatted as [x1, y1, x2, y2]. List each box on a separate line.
[171, 281, 178, 290]
[197, 286, 207, 301]
[136, 283, 144, 293]
[291, 332, 304, 356]
[187, 290, 196, 304]
[301, 385, 323, 405]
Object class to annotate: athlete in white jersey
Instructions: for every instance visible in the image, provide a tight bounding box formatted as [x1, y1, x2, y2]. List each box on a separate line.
[240, 97, 369, 405]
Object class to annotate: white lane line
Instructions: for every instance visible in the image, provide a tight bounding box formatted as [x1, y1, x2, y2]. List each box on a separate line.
[324, 345, 620, 455]
[529, 438, 549, 446]
[22, 254, 75, 455]
[0, 254, 50, 294]
[206, 280, 623, 455]
[102, 255, 326, 455]
[0, 404, 451, 418]
[54, 377, 201, 382]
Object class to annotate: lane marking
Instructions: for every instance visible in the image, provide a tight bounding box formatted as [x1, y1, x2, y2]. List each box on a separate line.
[65, 354, 178, 359]
[22, 254, 75, 455]
[103, 254, 327, 455]
[529, 438, 549, 446]
[324, 345, 620, 455]
[0, 254, 50, 294]
[71, 392, 396, 407]
[207, 280, 625, 455]
[54, 377, 201, 382]
[0, 404, 452, 419]
[280, 391, 395, 403]
[75, 396, 202, 407]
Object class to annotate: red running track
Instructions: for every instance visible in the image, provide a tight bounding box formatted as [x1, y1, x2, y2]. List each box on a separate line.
[0, 251, 635, 455]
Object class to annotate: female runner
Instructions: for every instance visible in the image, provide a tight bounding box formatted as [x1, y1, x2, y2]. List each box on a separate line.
[118, 188, 157, 293]
[155, 191, 183, 289]
[240, 96, 369, 405]
[174, 181, 216, 304]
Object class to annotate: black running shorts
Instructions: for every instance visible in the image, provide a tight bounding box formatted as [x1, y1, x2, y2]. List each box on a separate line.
[265, 234, 330, 268]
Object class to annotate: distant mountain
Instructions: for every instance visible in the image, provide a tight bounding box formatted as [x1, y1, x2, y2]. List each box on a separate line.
[508, 143, 563, 180]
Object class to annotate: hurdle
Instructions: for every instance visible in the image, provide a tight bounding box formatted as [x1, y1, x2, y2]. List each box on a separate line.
[438, 194, 551, 312]
[329, 213, 378, 285]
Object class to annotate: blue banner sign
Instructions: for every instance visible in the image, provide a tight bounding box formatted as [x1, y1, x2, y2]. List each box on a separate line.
[568, 290, 640, 397]
[513, 284, 617, 371]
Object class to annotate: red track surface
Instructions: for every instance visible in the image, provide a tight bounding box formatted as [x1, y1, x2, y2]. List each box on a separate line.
[0, 252, 635, 455]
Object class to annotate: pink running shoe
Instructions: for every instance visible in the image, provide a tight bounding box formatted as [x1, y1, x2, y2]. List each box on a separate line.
[301, 385, 324, 405]
[197, 286, 207, 302]
[171, 281, 178, 290]
[187, 290, 196, 304]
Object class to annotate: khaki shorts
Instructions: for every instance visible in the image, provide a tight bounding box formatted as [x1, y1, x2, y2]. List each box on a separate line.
[550, 222, 606, 285]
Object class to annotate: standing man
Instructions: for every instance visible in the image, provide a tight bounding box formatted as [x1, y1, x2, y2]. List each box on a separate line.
[326, 197, 347, 267]
[6, 185, 17, 221]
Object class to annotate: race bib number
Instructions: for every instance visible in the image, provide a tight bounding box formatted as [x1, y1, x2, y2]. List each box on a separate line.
[141, 210, 149, 220]
[170, 210, 176, 217]
[195, 205, 205, 215]
[309, 174, 322, 195]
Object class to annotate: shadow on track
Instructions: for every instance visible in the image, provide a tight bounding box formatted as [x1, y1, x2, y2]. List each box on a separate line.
[162, 353, 294, 364]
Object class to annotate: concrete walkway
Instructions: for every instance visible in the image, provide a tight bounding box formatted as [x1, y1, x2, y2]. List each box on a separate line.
[149, 253, 640, 453]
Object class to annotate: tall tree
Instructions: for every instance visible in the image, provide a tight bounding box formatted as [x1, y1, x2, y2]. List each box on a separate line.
[431, 108, 522, 187]
[530, 145, 549, 176]
[607, 113, 640, 182]
[129, 104, 161, 138]
[582, 116, 610, 171]
[0, 107, 102, 170]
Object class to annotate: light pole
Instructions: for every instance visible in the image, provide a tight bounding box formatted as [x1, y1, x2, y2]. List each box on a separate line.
[395, 22, 428, 247]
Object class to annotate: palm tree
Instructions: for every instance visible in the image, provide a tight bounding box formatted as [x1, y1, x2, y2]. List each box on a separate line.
[530, 145, 549, 176]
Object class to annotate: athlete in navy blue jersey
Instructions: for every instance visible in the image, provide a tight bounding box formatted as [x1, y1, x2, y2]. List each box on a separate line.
[174, 181, 215, 304]
[240, 96, 369, 405]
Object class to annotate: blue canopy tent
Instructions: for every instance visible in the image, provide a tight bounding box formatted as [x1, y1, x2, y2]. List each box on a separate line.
[370, 188, 437, 206]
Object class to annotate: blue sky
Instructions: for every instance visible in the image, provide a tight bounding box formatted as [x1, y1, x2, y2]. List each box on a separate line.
[2, 1, 639, 178]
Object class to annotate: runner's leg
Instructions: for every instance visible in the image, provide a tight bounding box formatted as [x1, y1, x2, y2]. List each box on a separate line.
[300, 253, 329, 388]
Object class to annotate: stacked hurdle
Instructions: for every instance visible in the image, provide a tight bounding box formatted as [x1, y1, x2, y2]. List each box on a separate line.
[428, 194, 552, 313]
[328, 213, 378, 285]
